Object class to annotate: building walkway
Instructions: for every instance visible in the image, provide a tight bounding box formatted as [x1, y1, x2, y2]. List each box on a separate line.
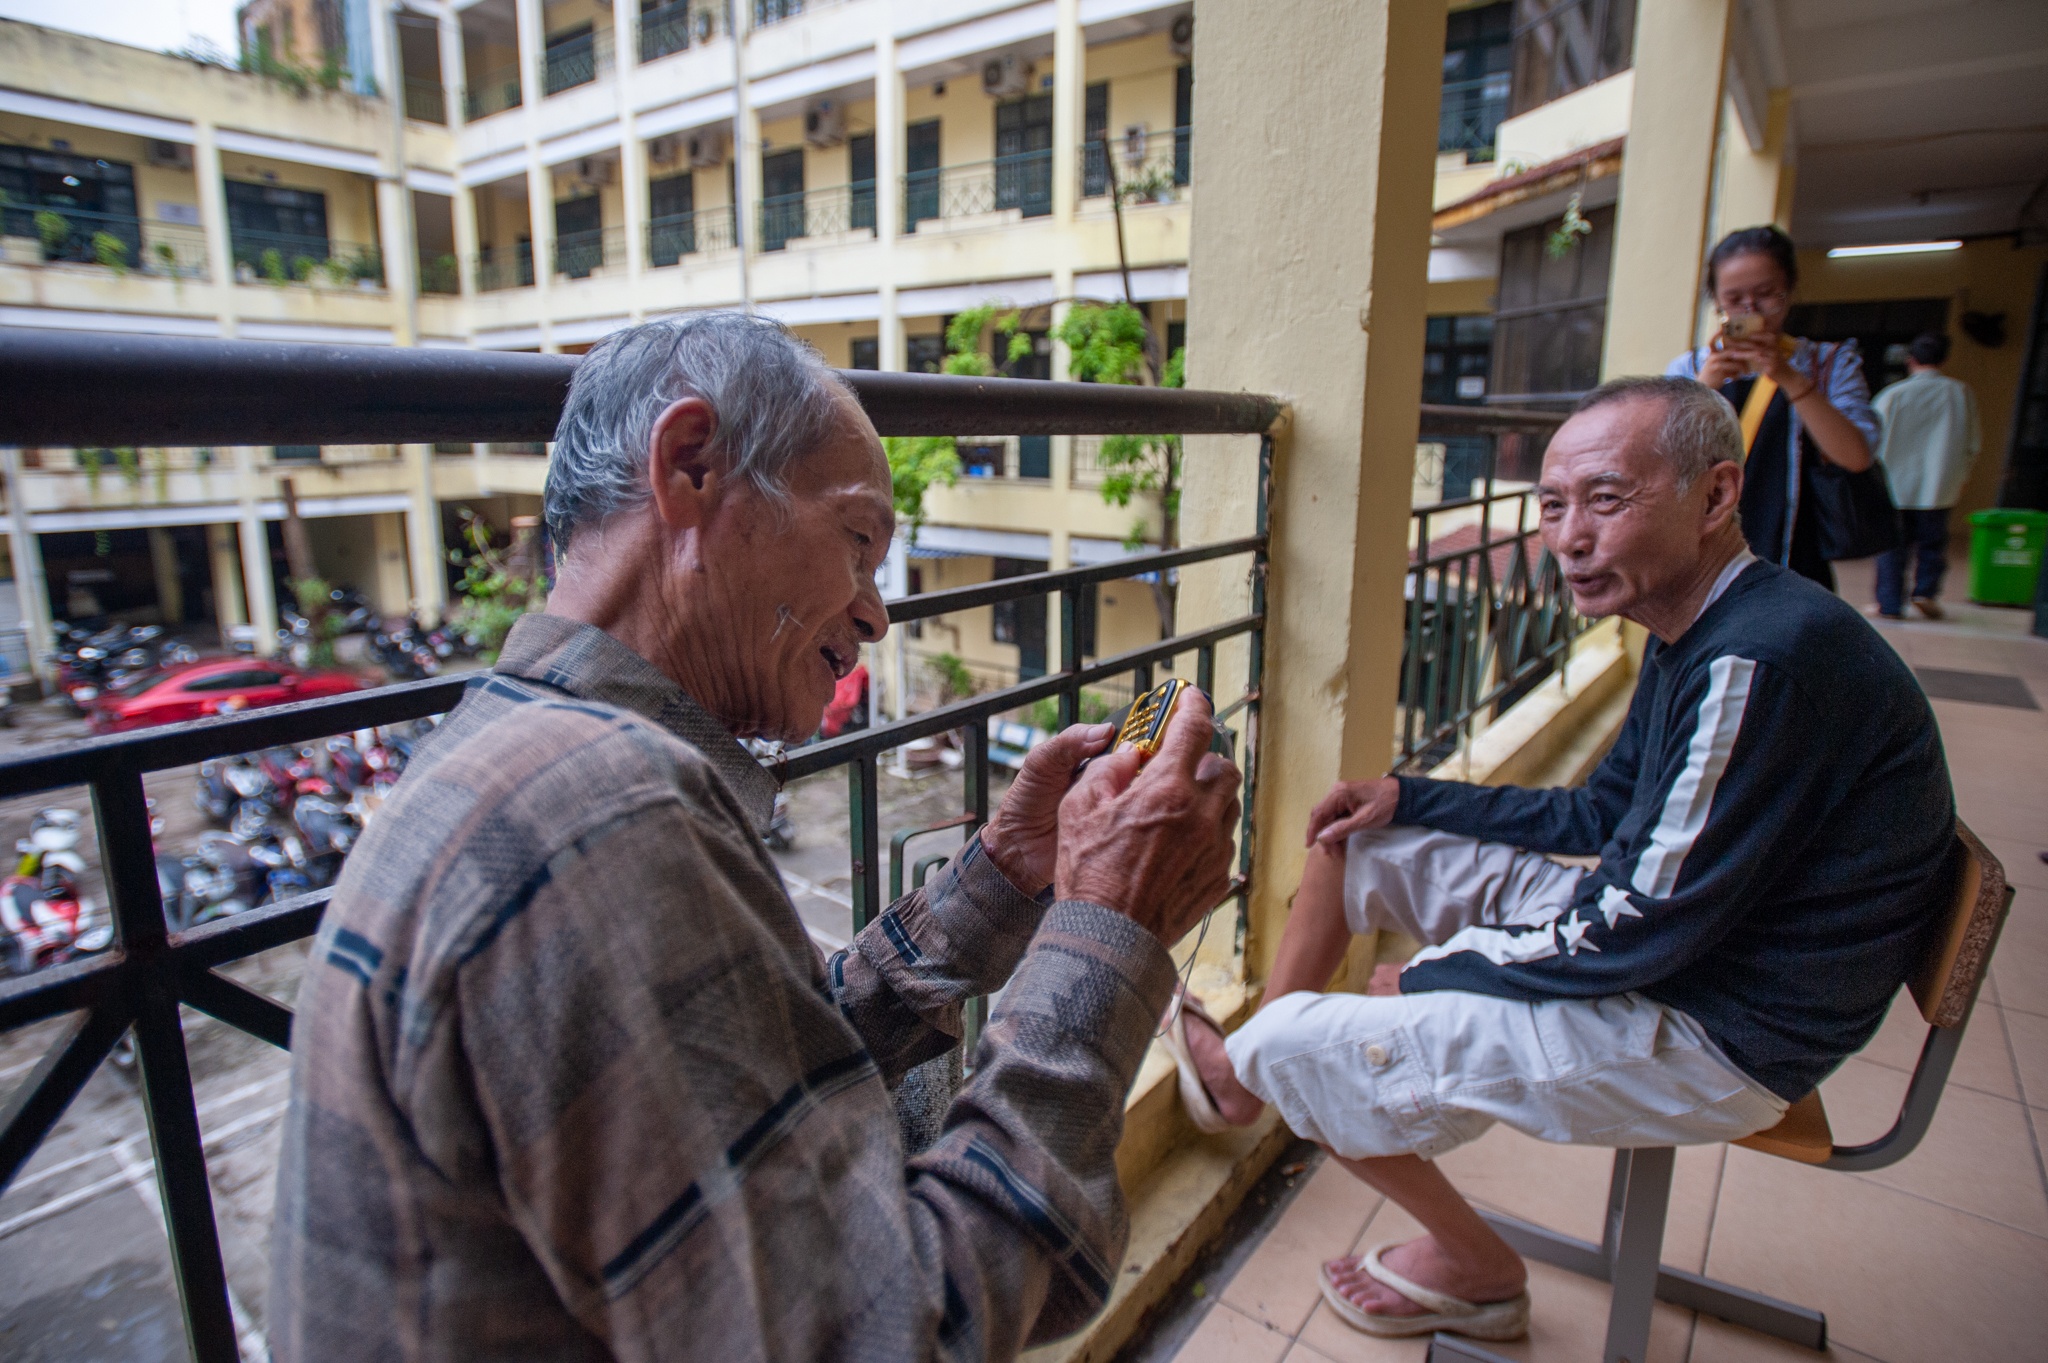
[1164, 559, 2048, 1363]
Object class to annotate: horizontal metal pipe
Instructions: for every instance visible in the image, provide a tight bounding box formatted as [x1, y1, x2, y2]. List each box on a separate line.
[889, 535, 1263, 623]
[1416, 402, 1568, 435]
[778, 614, 1260, 780]
[0, 676, 469, 794]
[0, 329, 1283, 446]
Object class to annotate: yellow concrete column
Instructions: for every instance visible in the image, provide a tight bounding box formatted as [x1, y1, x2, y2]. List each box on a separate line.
[370, 511, 414, 616]
[403, 444, 448, 625]
[192, 121, 238, 336]
[1600, 0, 1734, 378]
[1050, 0, 1083, 225]
[207, 523, 248, 643]
[1179, 0, 1447, 984]
[1716, 88, 1793, 236]
[147, 528, 184, 626]
[2, 450, 54, 680]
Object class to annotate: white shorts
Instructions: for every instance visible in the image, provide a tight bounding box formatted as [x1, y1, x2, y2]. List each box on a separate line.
[1223, 827, 1787, 1161]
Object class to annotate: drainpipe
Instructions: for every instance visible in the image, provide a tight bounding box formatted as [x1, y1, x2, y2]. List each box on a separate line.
[730, 2, 753, 314]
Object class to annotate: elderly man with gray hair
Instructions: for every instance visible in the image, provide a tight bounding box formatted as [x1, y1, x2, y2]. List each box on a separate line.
[268, 314, 1241, 1362]
[1168, 376, 1954, 1345]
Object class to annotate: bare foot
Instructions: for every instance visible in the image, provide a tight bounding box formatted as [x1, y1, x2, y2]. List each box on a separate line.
[1180, 1004, 1267, 1126]
[1323, 1235, 1526, 1318]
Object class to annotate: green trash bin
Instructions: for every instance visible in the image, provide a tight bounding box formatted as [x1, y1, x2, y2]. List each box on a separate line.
[1968, 509, 2048, 605]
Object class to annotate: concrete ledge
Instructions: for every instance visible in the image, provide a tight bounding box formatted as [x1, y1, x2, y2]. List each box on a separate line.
[1024, 1111, 1292, 1363]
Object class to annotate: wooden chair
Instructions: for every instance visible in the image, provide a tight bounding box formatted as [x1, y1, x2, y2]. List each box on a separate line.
[1429, 823, 2012, 1363]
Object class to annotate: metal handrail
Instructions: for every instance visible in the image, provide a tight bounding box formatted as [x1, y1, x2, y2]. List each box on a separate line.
[0, 327, 1279, 1363]
[0, 330, 1284, 447]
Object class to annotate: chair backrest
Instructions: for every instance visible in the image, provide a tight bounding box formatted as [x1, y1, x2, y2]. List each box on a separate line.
[1909, 822, 2009, 1029]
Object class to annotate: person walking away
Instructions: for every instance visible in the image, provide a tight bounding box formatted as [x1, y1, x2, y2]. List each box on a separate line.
[1871, 331, 1980, 619]
[1667, 226, 1881, 590]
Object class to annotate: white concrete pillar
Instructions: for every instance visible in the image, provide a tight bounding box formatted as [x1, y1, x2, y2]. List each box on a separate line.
[404, 443, 448, 625]
[875, 24, 902, 365]
[375, 178, 420, 344]
[192, 121, 238, 336]
[3, 450, 54, 680]
[236, 447, 279, 655]
[1179, 0, 1447, 982]
[453, 184, 481, 299]
[438, 6, 467, 126]
[1601, 0, 1734, 378]
[1050, 0, 1083, 226]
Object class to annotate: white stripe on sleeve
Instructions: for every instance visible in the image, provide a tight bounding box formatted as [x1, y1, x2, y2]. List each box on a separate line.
[1630, 655, 1756, 899]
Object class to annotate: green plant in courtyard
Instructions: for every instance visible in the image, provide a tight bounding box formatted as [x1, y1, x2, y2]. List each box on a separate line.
[261, 247, 287, 284]
[927, 652, 975, 702]
[113, 446, 141, 488]
[1025, 688, 1118, 733]
[78, 447, 104, 495]
[91, 232, 128, 274]
[34, 210, 67, 255]
[446, 509, 546, 662]
[288, 576, 347, 668]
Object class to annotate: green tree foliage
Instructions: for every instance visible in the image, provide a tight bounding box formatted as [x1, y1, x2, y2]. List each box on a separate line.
[884, 436, 960, 541]
[1053, 303, 1187, 550]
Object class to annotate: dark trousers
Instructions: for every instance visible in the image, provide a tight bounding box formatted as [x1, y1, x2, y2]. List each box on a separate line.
[1876, 508, 1952, 614]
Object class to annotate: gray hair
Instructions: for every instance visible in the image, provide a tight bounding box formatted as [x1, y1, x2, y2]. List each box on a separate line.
[1572, 375, 1744, 490]
[545, 312, 858, 551]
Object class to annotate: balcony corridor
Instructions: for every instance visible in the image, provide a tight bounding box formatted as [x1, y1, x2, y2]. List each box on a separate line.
[1155, 559, 2048, 1363]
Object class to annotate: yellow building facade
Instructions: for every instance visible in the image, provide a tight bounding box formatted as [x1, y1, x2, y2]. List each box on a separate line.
[0, 0, 2041, 704]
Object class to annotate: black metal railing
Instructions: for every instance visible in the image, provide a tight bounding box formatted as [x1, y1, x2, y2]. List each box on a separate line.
[543, 28, 615, 96]
[404, 74, 448, 124]
[758, 184, 871, 251]
[463, 62, 523, 120]
[1397, 404, 1589, 771]
[1, 204, 211, 280]
[0, 327, 1280, 1363]
[230, 232, 383, 288]
[639, 0, 694, 61]
[474, 241, 535, 291]
[417, 252, 460, 295]
[1438, 74, 1510, 159]
[905, 150, 1053, 230]
[1081, 127, 1191, 202]
[552, 223, 625, 278]
[647, 205, 737, 264]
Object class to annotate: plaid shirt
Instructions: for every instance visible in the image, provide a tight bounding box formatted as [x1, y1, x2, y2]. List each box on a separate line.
[269, 613, 1175, 1362]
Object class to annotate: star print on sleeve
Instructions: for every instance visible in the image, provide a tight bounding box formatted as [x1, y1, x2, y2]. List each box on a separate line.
[1597, 884, 1644, 931]
[1556, 910, 1601, 956]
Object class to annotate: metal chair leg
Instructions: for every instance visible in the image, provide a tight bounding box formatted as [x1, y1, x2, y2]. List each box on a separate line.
[1601, 1147, 1672, 1363]
[1478, 1147, 1828, 1353]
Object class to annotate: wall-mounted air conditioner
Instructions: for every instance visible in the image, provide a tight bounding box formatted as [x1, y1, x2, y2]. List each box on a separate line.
[575, 156, 615, 187]
[687, 130, 727, 168]
[147, 140, 194, 171]
[982, 54, 1030, 99]
[804, 99, 846, 148]
[648, 134, 682, 165]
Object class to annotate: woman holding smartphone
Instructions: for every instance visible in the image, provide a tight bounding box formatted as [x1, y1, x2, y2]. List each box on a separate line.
[1666, 226, 1880, 589]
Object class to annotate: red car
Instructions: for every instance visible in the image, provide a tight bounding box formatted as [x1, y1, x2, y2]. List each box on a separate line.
[87, 658, 365, 734]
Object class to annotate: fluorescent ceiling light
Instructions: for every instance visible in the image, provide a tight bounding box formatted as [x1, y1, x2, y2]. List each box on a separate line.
[1826, 241, 1963, 259]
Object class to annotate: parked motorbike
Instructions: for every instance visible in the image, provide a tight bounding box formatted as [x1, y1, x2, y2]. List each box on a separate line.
[1, 809, 113, 974]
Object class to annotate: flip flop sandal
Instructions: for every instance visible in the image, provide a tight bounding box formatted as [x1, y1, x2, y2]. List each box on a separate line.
[1318, 1245, 1531, 1341]
[1155, 988, 1245, 1135]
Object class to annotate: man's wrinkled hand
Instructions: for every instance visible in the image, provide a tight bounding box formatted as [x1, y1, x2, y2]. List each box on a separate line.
[979, 722, 1117, 896]
[1304, 777, 1400, 856]
[1054, 691, 1240, 947]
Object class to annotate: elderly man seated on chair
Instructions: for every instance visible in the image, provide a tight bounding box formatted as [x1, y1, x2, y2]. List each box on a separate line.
[1171, 375, 1956, 1344]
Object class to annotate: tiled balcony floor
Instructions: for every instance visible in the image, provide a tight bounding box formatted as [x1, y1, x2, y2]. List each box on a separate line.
[1166, 562, 2048, 1363]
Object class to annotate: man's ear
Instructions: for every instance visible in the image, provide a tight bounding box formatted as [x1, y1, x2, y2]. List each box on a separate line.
[646, 396, 722, 531]
[1700, 460, 1743, 536]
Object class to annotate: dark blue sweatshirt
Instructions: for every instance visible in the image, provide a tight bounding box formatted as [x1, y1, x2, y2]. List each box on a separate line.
[1395, 561, 1955, 1100]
